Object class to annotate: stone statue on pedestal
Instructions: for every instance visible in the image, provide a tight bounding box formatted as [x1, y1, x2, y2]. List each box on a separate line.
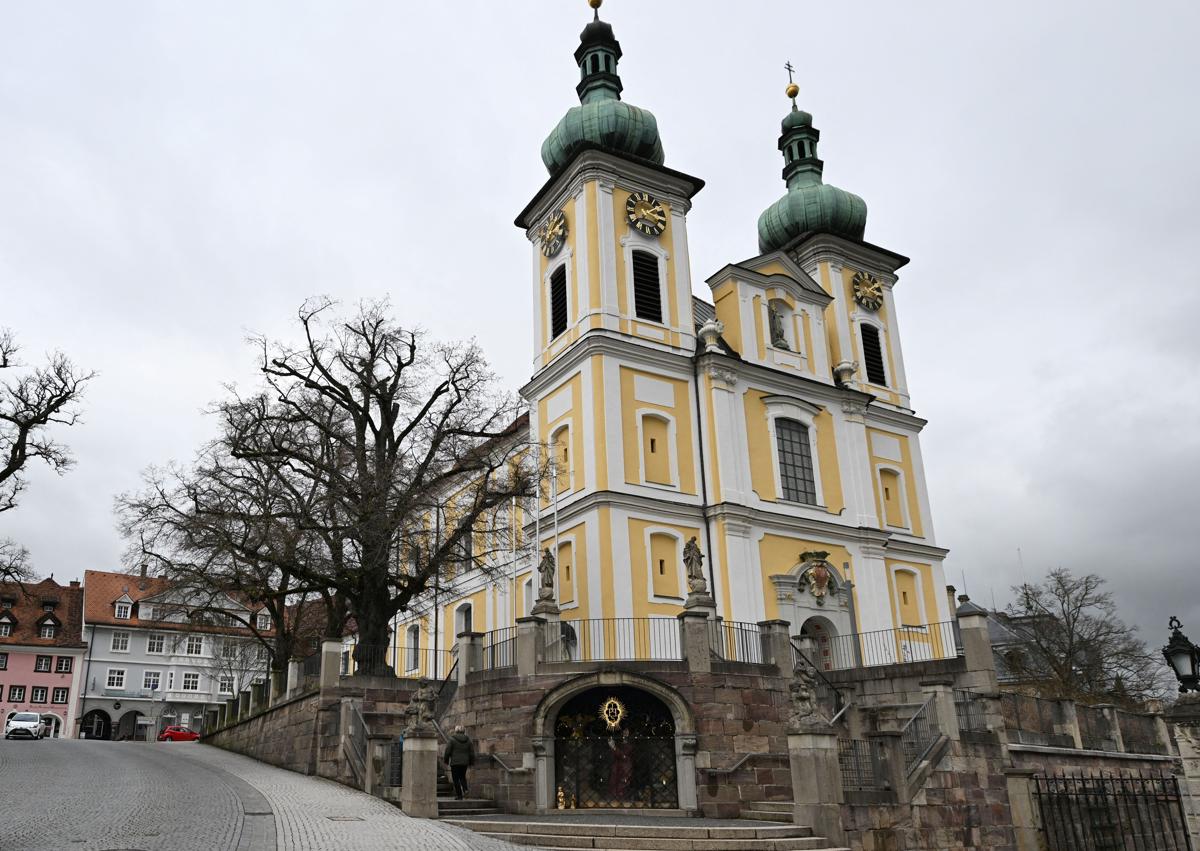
[683, 536, 716, 611]
[404, 677, 437, 734]
[788, 668, 825, 730]
[532, 548, 561, 617]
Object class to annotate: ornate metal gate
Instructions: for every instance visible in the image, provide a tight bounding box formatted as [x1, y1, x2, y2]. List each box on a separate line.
[1034, 773, 1192, 851]
[553, 686, 678, 809]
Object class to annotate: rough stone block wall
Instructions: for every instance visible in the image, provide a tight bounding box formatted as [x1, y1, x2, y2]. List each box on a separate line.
[203, 690, 326, 778]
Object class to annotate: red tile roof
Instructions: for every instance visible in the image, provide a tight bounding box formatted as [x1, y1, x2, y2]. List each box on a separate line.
[82, 569, 273, 637]
[0, 577, 86, 649]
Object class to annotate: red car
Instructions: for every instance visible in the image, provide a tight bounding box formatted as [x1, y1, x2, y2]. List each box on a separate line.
[158, 726, 200, 742]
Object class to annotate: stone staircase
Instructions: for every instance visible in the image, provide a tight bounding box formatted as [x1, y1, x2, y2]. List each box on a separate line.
[437, 796, 502, 818]
[739, 801, 794, 823]
[441, 817, 849, 851]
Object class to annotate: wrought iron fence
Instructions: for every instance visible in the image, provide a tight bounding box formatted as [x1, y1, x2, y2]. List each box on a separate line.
[791, 641, 848, 721]
[395, 646, 454, 679]
[555, 735, 678, 809]
[838, 738, 888, 791]
[387, 737, 404, 787]
[480, 627, 517, 671]
[1034, 773, 1190, 851]
[824, 620, 960, 670]
[544, 618, 682, 663]
[955, 689, 988, 732]
[900, 695, 941, 775]
[301, 648, 322, 678]
[345, 644, 394, 677]
[708, 620, 764, 664]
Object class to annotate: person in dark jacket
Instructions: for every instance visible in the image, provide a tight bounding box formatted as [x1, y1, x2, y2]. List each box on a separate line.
[443, 725, 475, 800]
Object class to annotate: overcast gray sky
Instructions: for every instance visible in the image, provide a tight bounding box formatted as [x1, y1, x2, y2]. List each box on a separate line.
[2, 1, 1198, 645]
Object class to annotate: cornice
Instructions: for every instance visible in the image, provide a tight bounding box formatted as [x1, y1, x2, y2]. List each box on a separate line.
[522, 489, 706, 535]
[784, 233, 909, 278]
[521, 332, 695, 400]
[693, 350, 871, 411]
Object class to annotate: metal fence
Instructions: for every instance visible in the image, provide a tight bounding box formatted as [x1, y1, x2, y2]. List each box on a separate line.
[708, 620, 765, 665]
[301, 648, 322, 678]
[955, 689, 989, 732]
[544, 618, 682, 663]
[345, 644, 393, 677]
[395, 646, 454, 680]
[387, 738, 404, 787]
[825, 620, 960, 669]
[479, 627, 517, 672]
[1034, 773, 1190, 851]
[901, 695, 941, 774]
[838, 738, 888, 792]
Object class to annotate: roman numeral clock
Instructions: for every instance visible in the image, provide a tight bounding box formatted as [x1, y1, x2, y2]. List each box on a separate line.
[626, 191, 666, 237]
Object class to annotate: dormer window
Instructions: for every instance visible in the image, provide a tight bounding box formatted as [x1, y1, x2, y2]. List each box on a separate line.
[115, 602, 131, 620]
[39, 623, 57, 639]
[0, 622, 11, 637]
[255, 613, 271, 631]
[42, 604, 55, 613]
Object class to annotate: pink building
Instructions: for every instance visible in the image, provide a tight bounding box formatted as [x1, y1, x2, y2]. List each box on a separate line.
[0, 578, 86, 738]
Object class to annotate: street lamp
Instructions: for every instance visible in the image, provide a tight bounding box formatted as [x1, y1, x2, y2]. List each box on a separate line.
[1162, 616, 1200, 693]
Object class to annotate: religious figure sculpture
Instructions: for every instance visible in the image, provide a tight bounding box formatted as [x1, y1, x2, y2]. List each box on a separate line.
[537, 547, 556, 602]
[788, 668, 820, 728]
[768, 305, 789, 349]
[404, 677, 437, 733]
[683, 536, 707, 595]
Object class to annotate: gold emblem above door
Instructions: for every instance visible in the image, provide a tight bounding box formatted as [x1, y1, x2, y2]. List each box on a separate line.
[625, 191, 666, 237]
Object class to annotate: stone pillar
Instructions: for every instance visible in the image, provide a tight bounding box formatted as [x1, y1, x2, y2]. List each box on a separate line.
[226, 697, 238, 724]
[457, 631, 484, 686]
[676, 734, 700, 815]
[1094, 704, 1126, 753]
[237, 689, 251, 721]
[248, 683, 261, 716]
[253, 681, 270, 714]
[516, 616, 541, 677]
[319, 639, 343, 692]
[286, 658, 302, 696]
[532, 735, 554, 813]
[270, 668, 286, 704]
[679, 610, 712, 674]
[788, 726, 845, 845]
[1004, 767, 1041, 851]
[920, 677, 960, 741]
[866, 730, 908, 802]
[205, 708, 219, 734]
[364, 732, 393, 797]
[217, 703, 227, 729]
[955, 597, 999, 692]
[400, 730, 440, 818]
[1166, 697, 1200, 847]
[1058, 699, 1084, 749]
[758, 620, 794, 673]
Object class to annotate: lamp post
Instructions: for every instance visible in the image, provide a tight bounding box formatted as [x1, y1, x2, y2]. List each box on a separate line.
[1162, 616, 1200, 694]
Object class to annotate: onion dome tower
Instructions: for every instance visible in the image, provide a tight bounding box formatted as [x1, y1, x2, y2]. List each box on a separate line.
[756, 80, 868, 253]
[540, 0, 665, 177]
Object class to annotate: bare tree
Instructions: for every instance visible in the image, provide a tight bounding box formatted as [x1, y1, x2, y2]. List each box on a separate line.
[0, 329, 93, 582]
[1003, 569, 1168, 706]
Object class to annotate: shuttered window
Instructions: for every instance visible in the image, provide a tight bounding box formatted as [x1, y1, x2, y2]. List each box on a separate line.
[860, 324, 887, 386]
[550, 266, 568, 338]
[776, 418, 817, 505]
[631, 250, 662, 323]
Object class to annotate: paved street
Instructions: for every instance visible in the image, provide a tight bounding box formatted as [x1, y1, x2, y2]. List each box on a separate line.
[0, 739, 521, 851]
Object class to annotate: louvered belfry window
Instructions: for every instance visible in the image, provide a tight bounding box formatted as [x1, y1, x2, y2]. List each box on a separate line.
[775, 418, 817, 505]
[631, 250, 662, 323]
[860, 324, 887, 386]
[550, 265, 568, 338]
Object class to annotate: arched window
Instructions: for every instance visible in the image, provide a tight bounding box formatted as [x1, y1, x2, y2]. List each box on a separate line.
[405, 624, 420, 671]
[455, 604, 473, 637]
[860, 324, 887, 386]
[557, 541, 575, 604]
[641, 415, 672, 485]
[878, 468, 905, 528]
[549, 265, 568, 338]
[551, 425, 571, 492]
[649, 533, 680, 598]
[775, 418, 817, 504]
[631, 250, 662, 323]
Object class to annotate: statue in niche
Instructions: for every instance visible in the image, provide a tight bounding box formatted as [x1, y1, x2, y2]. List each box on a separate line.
[537, 548, 556, 602]
[768, 304, 789, 350]
[683, 536, 707, 595]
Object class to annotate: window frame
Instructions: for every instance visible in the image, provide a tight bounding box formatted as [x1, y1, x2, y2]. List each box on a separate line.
[548, 421, 573, 496]
[255, 612, 271, 631]
[143, 670, 161, 692]
[547, 261, 570, 340]
[643, 527, 685, 603]
[105, 668, 126, 690]
[37, 623, 56, 639]
[51, 687, 69, 704]
[181, 672, 201, 692]
[857, 319, 889, 388]
[621, 240, 671, 330]
[630, 248, 664, 324]
[114, 602, 131, 620]
[761, 396, 825, 508]
[9, 684, 26, 702]
[110, 631, 131, 653]
[218, 675, 234, 696]
[146, 633, 165, 654]
[0, 622, 11, 638]
[34, 655, 52, 673]
[55, 656, 72, 673]
[890, 566, 929, 630]
[405, 625, 421, 672]
[185, 635, 204, 656]
[0, 651, 7, 670]
[875, 464, 910, 530]
[635, 410, 679, 489]
[29, 686, 48, 704]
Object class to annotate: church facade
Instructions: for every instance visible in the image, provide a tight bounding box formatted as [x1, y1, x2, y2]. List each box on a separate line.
[391, 4, 950, 678]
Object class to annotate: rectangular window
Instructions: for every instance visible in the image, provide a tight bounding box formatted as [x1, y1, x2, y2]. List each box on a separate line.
[257, 646, 269, 662]
[631, 250, 662, 323]
[141, 605, 154, 621]
[185, 635, 203, 655]
[776, 418, 818, 505]
[256, 613, 271, 631]
[34, 655, 52, 673]
[105, 669, 125, 689]
[30, 686, 47, 704]
[182, 672, 200, 691]
[143, 671, 161, 692]
[0, 623, 10, 637]
[38, 624, 55, 639]
[219, 676, 234, 695]
[222, 641, 238, 660]
[55, 656, 72, 673]
[146, 633, 165, 654]
[51, 687, 68, 704]
[860, 324, 888, 387]
[9, 685, 26, 702]
[115, 602, 131, 619]
[111, 631, 130, 652]
[0, 652, 7, 670]
[549, 265, 568, 338]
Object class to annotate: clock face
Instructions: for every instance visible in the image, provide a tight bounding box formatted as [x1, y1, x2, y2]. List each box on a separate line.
[625, 191, 667, 237]
[852, 271, 884, 311]
[539, 210, 568, 257]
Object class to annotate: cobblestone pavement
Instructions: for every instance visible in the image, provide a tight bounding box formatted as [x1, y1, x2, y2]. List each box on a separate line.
[0, 739, 522, 851]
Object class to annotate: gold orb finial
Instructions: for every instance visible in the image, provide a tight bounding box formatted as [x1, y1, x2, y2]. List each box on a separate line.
[588, 0, 602, 9]
[785, 83, 799, 100]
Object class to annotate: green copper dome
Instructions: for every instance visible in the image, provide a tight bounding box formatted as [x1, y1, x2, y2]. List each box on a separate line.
[757, 105, 867, 253]
[540, 14, 665, 176]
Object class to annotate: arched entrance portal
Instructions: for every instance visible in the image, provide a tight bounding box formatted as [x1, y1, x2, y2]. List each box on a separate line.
[115, 710, 143, 741]
[80, 709, 112, 740]
[800, 615, 846, 671]
[39, 713, 63, 738]
[553, 686, 677, 809]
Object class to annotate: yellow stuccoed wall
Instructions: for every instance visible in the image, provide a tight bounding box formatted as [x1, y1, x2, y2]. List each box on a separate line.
[539, 372, 586, 496]
[866, 427, 924, 538]
[618, 367, 697, 494]
[627, 517, 702, 618]
[742, 389, 843, 514]
[756, 534, 856, 622]
[543, 521, 589, 618]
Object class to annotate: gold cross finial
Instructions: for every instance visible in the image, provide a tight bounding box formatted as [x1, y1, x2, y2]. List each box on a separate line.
[784, 61, 799, 104]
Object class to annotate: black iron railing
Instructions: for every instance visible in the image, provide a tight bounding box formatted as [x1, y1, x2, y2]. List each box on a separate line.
[301, 648, 322, 678]
[900, 695, 940, 774]
[838, 738, 888, 791]
[346, 644, 393, 676]
[1033, 773, 1190, 851]
[396, 646, 454, 680]
[545, 618, 682, 663]
[480, 627, 517, 671]
[954, 689, 988, 732]
[708, 620, 764, 664]
[823, 620, 960, 670]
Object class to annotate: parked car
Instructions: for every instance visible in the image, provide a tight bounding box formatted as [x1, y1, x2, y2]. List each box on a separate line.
[4, 712, 43, 740]
[157, 726, 200, 742]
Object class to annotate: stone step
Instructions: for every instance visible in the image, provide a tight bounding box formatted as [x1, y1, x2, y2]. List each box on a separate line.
[474, 833, 838, 851]
[442, 821, 814, 840]
[740, 811, 792, 824]
[745, 802, 794, 814]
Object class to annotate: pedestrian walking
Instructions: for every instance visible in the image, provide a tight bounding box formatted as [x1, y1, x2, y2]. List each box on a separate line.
[443, 725, 475, 800]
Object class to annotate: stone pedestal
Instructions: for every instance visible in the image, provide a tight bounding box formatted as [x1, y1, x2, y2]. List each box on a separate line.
[1004, 767, 1041, 851]
[758, 620, 793, 672]
[516, 616, 542, 677]
[788, 726, 845, 845]
[919, 678, 960, 741]
[457, 631, 484, 686]
[319, 639, 343, 691]
[286, 658, 302, 696]
[679, 610, 713, 674]
[400, 730, 440, 819]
